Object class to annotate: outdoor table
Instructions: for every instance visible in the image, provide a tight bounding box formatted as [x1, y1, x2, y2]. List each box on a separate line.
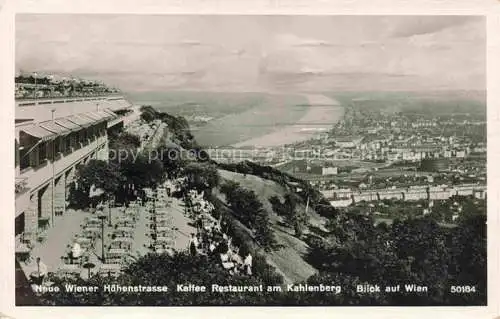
[116, 218, 135, 225]
[149, 216, 170, 223]
[155, 218, 174, 225]
[99, 264, 122, 276]
[106, 248, 127, 263]
[105, 255, 124, 265]
[154, 209, 169, 214]
[156, 236, 175, 245]
[153, 242, 170, 250]
[100, 263, 122, 271]
[153, 221, 173, 228]
[116, 216, 135, 222]
[112, 237, 134, 244]
[84, 224, 101, 232]
[84, 227, 101, 237]
[108, 248, 127, 254]
[75, 237, 92, 245]
[113, 229, 134, 238]
[112, 236, 133, 245]
[85, 220, 101, 227]
[155, 232, 174, 239]
[154, 213, 173, 219]
[155, 215, 173, 221]
[57, 264, 80, 277]
[116, 221, 135, 228]
[82, 229, 99, 238]
[110, 240, 132, 250]
[155, 226, 173, 233]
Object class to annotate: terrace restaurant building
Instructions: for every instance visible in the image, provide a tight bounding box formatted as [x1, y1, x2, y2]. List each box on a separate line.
[15, 96, 134, 246]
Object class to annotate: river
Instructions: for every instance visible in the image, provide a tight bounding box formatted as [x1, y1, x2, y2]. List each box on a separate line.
[232, 94, 344, 148]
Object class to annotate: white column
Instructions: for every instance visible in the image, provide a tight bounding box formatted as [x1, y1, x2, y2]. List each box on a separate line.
[54, 175, 66, 215]
[40, 184, 53, 226]
[24, 193, 39, 243]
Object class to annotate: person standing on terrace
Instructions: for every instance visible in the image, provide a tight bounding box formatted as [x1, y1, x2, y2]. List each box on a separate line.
[71, 242, 83, 265]
[244, 252, 253, 276]
[31, 257, 48, 286]
[189, 233, 198, 256]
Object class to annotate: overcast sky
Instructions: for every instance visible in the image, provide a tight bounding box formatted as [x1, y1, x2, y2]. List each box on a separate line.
[16, 15, 485, 93]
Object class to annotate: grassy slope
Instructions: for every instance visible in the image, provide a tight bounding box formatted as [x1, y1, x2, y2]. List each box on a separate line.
[217, 169, 322, 283]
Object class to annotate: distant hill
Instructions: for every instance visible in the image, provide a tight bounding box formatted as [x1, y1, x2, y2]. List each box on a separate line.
[327, 90, 486, 116]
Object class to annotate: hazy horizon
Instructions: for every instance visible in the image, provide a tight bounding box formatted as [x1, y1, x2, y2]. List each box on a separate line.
[16, 15, 485, 93]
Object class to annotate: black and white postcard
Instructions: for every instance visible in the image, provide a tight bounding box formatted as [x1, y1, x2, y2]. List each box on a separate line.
[2, 1, 499, 318]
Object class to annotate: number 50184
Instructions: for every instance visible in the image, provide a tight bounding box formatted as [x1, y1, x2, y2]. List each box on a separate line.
[450, 286, 476, 293]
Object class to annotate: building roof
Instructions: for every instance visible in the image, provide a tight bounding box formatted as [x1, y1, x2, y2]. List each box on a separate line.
[83, 112, 105, 122]
[66, 114, 95, 127]
[102, 109, 118, 118]
[20, 125, 55, 141]
[96, 110, 116, 120]
[55, 118, 81, 131]
[16, 97, 130, 122]
[39, 121, 71, 136]
[334, 135, 363, 143]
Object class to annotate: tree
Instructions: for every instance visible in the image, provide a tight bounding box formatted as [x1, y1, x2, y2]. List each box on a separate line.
[140, 110, 156, 123]
[283, 193, 308, 237]
[445, 214, 486, 305]
[221, 180, 240, 203]
[70, 160, 122, 208]
[387, 217, 451, 304]
[157, 145, 186, 178]
[315, 199, 338, 218]
[268, 195, 286, 216]
[226, 187, 262, 228]
[108, 132, 141, 165]
[253, 208, 276, 250]
[183, 163, 220, 195]
[38, 252, 279, 306]
[119, 154, 164, 190]
[269, 193, 308, 237]
[139, 105, 158, 123]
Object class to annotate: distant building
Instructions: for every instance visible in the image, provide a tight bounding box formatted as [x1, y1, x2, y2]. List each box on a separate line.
[333, 136, 363, 148]
[322, 166, 338, 176]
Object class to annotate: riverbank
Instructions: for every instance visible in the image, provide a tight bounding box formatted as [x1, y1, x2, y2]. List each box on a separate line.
[232, 94, 344, 148]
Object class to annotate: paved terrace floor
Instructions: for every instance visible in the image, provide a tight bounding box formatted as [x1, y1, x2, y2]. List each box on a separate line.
[20, 208, 92, 278]
[19, 195, 196, 283]
[167, 197, 196, 251]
